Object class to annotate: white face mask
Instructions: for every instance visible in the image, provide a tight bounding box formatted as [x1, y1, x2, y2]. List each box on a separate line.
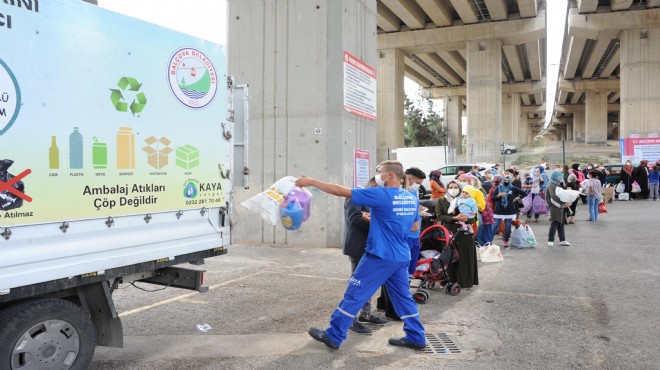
[375, 174, 385, 187]
[448, 189, 460, 197]
[409, 183, 420, 192]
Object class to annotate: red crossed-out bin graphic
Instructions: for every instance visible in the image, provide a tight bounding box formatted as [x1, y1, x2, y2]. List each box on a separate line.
[0, 169, 32, 202]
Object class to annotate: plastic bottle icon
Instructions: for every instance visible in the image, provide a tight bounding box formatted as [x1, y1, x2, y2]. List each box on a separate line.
[92, 137, 108, 169]
[69, 127, 83, 169]
[49, 136, 60, 169]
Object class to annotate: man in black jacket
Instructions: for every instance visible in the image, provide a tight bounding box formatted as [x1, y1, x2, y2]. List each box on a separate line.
[343, 178, 388, 335]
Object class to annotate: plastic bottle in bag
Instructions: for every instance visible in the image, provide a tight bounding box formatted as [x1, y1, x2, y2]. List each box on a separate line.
[280, 199, 304, 230]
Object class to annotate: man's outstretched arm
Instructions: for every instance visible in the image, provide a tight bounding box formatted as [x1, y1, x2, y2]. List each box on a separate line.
[296, 175, 352, 198]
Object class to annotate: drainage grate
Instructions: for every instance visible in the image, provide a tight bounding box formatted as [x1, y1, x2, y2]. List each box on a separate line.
[423, 332, 462, 355]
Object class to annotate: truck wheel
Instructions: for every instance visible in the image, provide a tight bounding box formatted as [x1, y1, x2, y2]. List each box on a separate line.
[505, 149, 512, 155]
[0, 298, 96, 370]
[418, 185, 427, 199]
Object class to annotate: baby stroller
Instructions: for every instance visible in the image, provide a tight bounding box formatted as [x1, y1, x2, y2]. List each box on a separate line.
[411, 224, 461, 304]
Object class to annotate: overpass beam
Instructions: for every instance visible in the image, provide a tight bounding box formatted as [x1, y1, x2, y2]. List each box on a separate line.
[620, 28, 660, 138]
[585, 90, 608, 144]
[377, 48, 405, 161]
[502, 93, 521, 147]
[466, 39, 502, 162]
[446, 96, 464, 154]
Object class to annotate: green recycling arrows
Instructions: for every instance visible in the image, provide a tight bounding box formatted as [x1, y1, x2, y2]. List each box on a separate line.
[109, 77, 147, 116]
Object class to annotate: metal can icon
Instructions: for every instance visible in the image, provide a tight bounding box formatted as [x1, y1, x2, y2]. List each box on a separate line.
[92, 137, 108, 169]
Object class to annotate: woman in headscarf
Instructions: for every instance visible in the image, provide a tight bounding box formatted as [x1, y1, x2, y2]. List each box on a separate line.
[479, 175, 502, 245]
[545, 170, 571, 246]
[490, 175, 527, 247]
[429, 170, 446, 199]
[435, 181, 478, 288]
[621, 160, 635, 197]
[634, 160, 650, 200]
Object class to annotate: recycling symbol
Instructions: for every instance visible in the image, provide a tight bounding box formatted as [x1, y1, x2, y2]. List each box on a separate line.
[110, 77, 147, 116]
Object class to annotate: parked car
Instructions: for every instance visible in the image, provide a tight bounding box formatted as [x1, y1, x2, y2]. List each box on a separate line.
[437, 163, 494, 186]
[501, 144, 517, 155]
[603, 164, 624, 185]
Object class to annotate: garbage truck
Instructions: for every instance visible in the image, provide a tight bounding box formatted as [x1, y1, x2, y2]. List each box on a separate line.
[0, 1, 248, 368]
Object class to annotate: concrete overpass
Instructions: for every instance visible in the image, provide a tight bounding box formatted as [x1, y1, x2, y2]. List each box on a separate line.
[551, 0, 660, 143]
[376, 0, 547, 162]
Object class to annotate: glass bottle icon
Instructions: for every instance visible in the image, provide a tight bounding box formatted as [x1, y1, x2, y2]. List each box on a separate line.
[92, 137, 108, 169]
[69, 127, 83, 169]
[49, 136, 59, 169]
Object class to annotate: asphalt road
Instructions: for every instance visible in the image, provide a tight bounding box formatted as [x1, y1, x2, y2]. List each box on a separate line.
[91, 198, 660, 370]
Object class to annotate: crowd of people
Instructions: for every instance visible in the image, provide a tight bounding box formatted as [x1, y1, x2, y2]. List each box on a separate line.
[295, 157, 659, 351]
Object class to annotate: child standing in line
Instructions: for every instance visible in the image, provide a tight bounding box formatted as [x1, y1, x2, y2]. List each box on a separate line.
[456, 189, 478, 234]
[649, 165, 660, 201]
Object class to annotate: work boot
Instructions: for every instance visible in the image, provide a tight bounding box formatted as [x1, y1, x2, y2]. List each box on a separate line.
[388, 337, 426, 350]
[308, 327, 339, 349]
[349, 321, 373, 335]
[358, 314, 388, 326]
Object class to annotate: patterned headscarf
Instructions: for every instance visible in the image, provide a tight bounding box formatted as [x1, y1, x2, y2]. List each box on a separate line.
[497, 175, 513, 207]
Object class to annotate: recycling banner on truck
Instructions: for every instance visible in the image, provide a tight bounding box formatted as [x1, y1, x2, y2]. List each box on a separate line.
[0, 0, 229, 226]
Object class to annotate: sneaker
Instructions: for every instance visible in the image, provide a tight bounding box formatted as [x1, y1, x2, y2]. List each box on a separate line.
[502, 241, 508, 247]
[388, 337, 426, 350]
[349, 321, 373, 335]
[547, 241, 554, 246]
[308, 327, 339, 349]
[358, 314, 388, 326]
[559, 241, 570, 246]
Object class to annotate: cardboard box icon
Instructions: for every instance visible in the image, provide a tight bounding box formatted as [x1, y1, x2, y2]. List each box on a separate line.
[176, 144, 200, 169]
[143, 136, 173, 169]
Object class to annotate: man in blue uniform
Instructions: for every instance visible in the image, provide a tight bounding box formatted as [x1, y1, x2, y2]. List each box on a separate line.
[295, 160, 426, 351]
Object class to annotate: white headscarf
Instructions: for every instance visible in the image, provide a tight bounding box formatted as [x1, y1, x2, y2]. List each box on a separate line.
[444, 180, 462, 214]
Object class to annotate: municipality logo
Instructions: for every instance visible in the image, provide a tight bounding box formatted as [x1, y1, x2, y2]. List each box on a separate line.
[168, 47, 218, 109]
[183, 180, 198, 199]
[0, 58, 21, 136]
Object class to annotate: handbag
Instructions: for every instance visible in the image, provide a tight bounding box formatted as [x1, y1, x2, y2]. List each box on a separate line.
[598, 201, 608, 214]
[480, 203, 494, 225]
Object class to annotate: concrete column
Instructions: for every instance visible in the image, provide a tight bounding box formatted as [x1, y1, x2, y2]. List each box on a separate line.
[585, 90, 608, 144]
[377, 48, 405, 161]
[228, 0, 377, 248]
[573, 110, 585, 142]
[519, 115, 529, 146]
[620, 28, 660, 138]
[567, 122, 574, 141]
[466, 39, 502, 162]
[502, 93, 521, 147]
[445, 95, 463, 153]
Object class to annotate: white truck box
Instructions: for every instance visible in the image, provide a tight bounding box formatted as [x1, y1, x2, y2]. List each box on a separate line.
[0, 1, 244, 368]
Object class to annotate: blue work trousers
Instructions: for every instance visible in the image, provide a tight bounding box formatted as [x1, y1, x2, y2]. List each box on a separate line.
[325, 253, 426, 347]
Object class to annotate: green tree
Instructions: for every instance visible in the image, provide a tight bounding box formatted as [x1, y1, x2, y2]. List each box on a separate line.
[403, 96, 448, 147]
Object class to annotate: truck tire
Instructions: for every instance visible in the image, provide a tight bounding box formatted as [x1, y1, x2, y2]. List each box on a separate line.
[505, 149, 512, 155]
[0, 298, 96, 370]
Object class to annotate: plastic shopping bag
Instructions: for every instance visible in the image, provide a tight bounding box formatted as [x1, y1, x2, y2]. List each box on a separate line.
[280, 198, 304, 230]
[532, 193, 549, 214]
[284, 187, 313, 221]
[520, 193, 533, 214]
[510, 224, 537, 249]
[479, 243, 503, 263]
[241, 176, 297, 225]
[598, 201, 608, 214]
[615, 182, 625, 193]
[631, 182, 641, 193]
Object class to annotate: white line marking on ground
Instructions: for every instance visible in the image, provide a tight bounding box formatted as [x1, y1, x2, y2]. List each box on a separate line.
[288, 273, 347, 281]
[119, 271, 264, 317]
